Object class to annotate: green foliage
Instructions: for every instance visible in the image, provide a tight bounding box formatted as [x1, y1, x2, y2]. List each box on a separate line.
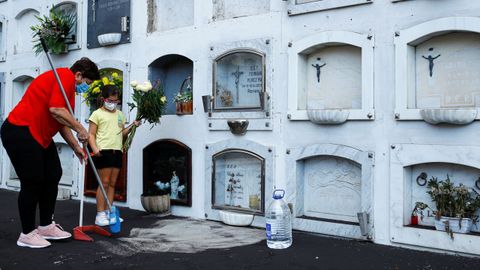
[31, 9, 76, 55]
[426, 175, 480, 219]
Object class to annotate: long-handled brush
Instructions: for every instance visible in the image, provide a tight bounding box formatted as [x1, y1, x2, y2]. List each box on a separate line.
[39, 38, 121, 240]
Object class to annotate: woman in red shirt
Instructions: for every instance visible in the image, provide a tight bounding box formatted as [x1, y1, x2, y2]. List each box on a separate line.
[1, 58, 100, 248]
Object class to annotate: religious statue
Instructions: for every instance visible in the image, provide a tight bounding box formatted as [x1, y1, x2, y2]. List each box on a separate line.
[312, 58, 326, 83]
[170, 171, 180, 200]
[422, 48, 441, 77]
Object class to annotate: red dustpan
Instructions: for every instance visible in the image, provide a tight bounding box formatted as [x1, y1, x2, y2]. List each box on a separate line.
[73, 153, 112, 241]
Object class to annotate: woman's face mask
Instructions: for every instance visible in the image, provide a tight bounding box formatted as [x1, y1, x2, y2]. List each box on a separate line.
[104, 101, 116, 111]
[76, 82, 89, 94]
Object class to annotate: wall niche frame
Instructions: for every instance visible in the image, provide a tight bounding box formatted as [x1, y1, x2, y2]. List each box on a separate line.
[208, 38, 273, 131]
[287, 0, 373, 16]
[148, 54, 194, 115]
[0, 14, 6, 61]
[48, 0, 83, 51]
[205, 139, 274, 227]
[84, 59, 131, 122]
[394, 17, 480, 123]
[13, 7, 40, 55]
[285, 143, 374, 239]
[287, 31, 374, 123]
[390, 143, 480, 255]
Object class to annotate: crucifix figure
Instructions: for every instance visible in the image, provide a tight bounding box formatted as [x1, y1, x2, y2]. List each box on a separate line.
[312, 58, 326, 83]
[231, 66, 244, 104]
[422, 48, 441, 77]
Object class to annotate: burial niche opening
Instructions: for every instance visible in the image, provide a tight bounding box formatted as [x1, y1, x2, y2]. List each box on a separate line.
[148, 54, 193, 115]
[212, 150, 265, 214]
[143, 139, 192, 206]
[213, 50, 265, 111]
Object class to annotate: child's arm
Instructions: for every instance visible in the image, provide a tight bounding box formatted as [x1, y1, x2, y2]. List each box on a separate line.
[122, 120, 141, 140]
[88, 121, 101, 156]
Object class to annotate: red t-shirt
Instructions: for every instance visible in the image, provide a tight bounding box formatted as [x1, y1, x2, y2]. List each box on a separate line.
[8, 68, 76, 149]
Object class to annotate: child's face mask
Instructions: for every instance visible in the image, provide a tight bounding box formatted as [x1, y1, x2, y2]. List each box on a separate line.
[104, 101, 116, 111]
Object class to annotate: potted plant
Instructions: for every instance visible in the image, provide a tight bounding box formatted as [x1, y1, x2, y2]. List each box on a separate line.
[140, 181, 171, 214]
[174, 76, 193, 115]
[31, 9, 76, 55]
[422, 175, 480, 238]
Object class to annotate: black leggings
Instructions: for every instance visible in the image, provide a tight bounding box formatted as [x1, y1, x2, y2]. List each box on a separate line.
[1, 120, 62, 234]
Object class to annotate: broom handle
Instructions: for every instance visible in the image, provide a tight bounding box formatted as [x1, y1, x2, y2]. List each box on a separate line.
[40, 38, 112, 211]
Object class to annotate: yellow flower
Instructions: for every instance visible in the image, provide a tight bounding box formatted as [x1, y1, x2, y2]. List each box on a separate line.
[82, 93, 87, 98]
[109, 82, 115, 85]
[93, 87, 101, 94]
[91, 80, 100, 87]
[160, 96, 167, 103]
[112, 72, 119, 78]
[102, 77, 109, 85]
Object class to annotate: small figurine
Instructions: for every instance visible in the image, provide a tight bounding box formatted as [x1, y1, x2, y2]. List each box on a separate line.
[170, 171, 180, 199]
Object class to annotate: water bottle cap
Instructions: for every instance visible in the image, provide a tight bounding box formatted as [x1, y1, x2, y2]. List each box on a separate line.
[272, 189, 285, 200]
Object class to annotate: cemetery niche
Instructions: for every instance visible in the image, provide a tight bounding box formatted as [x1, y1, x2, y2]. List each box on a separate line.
[288, 31, 374, 123]
[395, 18, 480, 124]
[51, 1, 79, 50]
[0, 14, 6, 61]
[14, 8, 39, 54]
[213, 50, 265, 111]
[212, 150, 264, 214]
[148, 54, 194, 115]
[143, 139, 192, 206]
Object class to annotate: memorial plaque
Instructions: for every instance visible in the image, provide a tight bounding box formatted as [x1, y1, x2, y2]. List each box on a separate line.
[415, 32, 480, 109]
[306, 45, 362, 110]
[213, 51, 264, 110]
[213, 151, 264, 213]
[303, 156, 361, 223]
[87, 0, 130, 49]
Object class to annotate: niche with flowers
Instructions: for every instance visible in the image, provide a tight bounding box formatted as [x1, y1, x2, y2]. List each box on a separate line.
[148, 54, 194, 115]
[49, 1, 81, 51]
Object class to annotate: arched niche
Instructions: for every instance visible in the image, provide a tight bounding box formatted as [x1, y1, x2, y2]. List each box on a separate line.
[148, 54, 193, 115]
[205, 139, 274, 227]
[288, 31, 374, 123]
[286, 143, 374, 239]
[390, 143, 480, 255]
[143, 139, 192, 206]
[84, 60, 130, 121]
[395, 17, 480, 124]
[213, 49, 265, 111]
[50, 1, 82, 50]
[14, 8, 40, 54]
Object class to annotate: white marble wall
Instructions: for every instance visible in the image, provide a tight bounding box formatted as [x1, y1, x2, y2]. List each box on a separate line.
[212, 0, 270, 21]
[156, 0, 194, 31]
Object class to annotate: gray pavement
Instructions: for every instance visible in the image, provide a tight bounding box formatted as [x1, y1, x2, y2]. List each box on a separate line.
[0, 189, 478, 270]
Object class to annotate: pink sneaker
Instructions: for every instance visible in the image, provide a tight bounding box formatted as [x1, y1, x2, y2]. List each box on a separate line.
[37, 222, 72, 240]
[17, 230, 51, 248]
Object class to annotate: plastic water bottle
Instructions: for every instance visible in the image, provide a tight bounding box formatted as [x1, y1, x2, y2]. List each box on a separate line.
[265, 189, 292, 249]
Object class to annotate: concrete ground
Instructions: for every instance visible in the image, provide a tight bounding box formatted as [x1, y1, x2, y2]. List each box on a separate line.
[0, 189, 479, 270]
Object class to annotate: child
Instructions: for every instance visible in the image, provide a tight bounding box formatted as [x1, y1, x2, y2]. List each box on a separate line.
[88, 85, 139, 226]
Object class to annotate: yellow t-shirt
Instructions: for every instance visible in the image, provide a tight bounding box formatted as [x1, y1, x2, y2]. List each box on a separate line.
[89, 108, 126, 151]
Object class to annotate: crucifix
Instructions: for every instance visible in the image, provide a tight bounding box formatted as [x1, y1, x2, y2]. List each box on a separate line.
[231, 66, 244, 104]
[422, 48, 441, 77]
[312, 58, 326, 83]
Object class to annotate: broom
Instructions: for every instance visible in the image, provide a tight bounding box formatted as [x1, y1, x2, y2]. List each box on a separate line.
[39, 38, 121, 239]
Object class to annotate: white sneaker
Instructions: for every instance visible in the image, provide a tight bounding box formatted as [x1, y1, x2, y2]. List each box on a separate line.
[95, 212, 109, 226]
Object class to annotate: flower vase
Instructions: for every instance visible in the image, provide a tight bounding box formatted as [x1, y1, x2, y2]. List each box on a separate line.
[434, 216, 472, 234]
[140, 194, 170, 213]
[182, 101, 193, 114]
[176, 102, 183, 115]
[411, 215, 418, 226]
